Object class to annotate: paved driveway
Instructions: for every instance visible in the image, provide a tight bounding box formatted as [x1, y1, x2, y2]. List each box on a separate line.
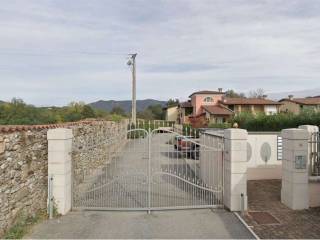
[27, 209, 254, 239]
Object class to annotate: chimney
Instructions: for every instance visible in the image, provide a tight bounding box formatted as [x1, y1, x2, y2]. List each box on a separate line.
[262, 95, 268, 99]
[288, 95, 294, 100]
[218, 88, 223, 93]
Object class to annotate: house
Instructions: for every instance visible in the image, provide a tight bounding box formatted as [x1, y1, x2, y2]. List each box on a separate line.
[177, 101, 193, 124]
[163, 105, 179, 122]
[176, 89, 282, 127]
[279, 95, 320, 114]
[221, 97, 282, 115]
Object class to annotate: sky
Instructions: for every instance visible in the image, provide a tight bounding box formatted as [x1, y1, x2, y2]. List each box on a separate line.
[0, 0, 320, 106]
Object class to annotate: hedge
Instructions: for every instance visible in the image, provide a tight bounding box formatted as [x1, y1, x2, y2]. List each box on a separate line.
[230, 110, 320, 131]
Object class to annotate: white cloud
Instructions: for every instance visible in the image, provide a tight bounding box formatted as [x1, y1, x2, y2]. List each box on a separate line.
[0, 0, 320, 105]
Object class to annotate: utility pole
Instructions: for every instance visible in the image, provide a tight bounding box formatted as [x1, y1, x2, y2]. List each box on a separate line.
[128, 53, 137, 126]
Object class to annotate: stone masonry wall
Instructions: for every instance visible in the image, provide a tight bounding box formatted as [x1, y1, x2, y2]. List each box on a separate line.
[0, 129, 48, 237]
[72, 120, 129, 191]
[0, 119, 129, 237]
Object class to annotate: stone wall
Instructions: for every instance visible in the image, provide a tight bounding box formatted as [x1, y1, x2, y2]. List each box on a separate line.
[0, 129, 48, 237]
[0, 119, 129, 237]
[72, 120, 129, 192]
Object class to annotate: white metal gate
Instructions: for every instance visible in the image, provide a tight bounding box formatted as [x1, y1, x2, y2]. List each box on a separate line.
[72, 122, 224, 211]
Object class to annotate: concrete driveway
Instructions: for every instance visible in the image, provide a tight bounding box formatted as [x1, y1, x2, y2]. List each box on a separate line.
[27, 209, 254, 239]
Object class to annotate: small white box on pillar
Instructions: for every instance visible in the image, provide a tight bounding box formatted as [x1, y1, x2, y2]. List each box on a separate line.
[281, 128, 309, 210]
[47, 128, 73, 215]
[223, 128, 248, 211]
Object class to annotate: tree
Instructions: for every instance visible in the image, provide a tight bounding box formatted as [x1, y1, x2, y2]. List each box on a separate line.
[167, 98, 179, 107]
[147, 104, 165, 120]
[225, 90, 246, 98]
[81, 105, 96, 118]
[110, 106, 126, 116]
[137, 104, 165, 120]
[137, 109, 154, 120]
[248, 88, 266, 98]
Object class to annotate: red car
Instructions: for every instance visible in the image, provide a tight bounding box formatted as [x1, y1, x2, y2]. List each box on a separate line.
[174, 136, 194, 151]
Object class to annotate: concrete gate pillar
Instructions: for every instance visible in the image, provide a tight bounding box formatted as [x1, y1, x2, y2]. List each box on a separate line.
[298, 125, 319, 175]
[47, 128, 73, 215]
[223, 128, 248, 211]
[281, 128, 309, 210]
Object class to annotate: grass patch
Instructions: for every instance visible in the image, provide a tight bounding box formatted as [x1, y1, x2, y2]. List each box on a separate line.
[4, 210, 48, 239]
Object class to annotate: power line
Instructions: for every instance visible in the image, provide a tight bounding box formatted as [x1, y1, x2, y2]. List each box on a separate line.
[0, 50, 128, 57]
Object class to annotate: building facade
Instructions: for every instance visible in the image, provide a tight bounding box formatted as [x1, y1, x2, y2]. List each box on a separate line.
[164, 105, 179, 122]
[279, 95, 320, 114]
[172, 89, 281, 127]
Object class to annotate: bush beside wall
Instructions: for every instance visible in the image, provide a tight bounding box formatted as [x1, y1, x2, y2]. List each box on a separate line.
[231, 111, 320, 131]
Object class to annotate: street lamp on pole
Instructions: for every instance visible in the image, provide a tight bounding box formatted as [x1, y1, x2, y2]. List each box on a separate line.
[127, 53, 137, 126]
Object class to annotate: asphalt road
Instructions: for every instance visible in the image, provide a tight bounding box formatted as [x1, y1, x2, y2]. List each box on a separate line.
[27, 209, 254, 239]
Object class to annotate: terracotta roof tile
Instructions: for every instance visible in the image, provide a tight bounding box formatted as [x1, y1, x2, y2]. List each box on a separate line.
[222, 98, 282, 105]
[0, 119, 110, 133]
[202, 105, 234, 115]
[189, 90, 224, 97]
[179, 101, 192, 108]
[279, 97, 320, 105]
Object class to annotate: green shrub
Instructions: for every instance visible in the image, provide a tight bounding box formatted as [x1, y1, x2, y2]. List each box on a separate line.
[230, 110, 320, 131]
[4, 210, 47, 239]
[0, 98, 125, 125]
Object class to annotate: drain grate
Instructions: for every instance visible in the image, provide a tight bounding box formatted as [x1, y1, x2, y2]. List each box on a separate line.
[249, 211, 280, 225]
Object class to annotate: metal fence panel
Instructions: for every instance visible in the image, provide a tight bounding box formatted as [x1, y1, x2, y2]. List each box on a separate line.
[72, 121, 224, 211]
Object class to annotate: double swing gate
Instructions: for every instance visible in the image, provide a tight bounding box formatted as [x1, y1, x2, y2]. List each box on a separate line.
[72, 122, 224, 211]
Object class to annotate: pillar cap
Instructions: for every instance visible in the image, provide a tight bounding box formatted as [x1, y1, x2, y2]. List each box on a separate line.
[47, 128, 73, 140]
[298, 125, 319, 133]
[281, 128, 308, 140]
[224, 128, 248, 140]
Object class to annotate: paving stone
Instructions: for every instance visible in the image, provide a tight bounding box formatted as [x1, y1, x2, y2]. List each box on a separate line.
[244, 180, 320, 239]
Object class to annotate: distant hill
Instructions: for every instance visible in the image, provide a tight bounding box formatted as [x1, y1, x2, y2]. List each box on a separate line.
[89, 99, 167, 113]
[268, 88, 320, 100]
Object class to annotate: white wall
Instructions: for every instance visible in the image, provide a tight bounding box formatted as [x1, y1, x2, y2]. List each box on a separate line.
[264, 105, 278, 115]
[247, 133, 282, 180]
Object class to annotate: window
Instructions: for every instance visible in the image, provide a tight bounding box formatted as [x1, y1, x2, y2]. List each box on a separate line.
[217, 117, 223, 123]
[203, 97, 213, 102]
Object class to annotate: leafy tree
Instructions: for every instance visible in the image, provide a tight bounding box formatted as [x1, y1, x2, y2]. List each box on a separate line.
[110, 106, 127, 116]
[0, 99, 125, 125]
[81, 105, 96, 118]
[167, 98, 179, 107]
[137, 104, 165, 120]
[225, 90, 246, 98]
[147, 104, 165, 120]
[137, 109, 154, 120]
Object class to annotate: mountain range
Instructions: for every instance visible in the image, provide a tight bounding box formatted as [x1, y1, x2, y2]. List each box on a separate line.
[89, 99, 167, 113]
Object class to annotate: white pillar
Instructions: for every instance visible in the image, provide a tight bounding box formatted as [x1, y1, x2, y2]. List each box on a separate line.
[224, 128, 248, 211]
[298, 125, 319, 176]
[47, 128, 73, 215]
[281, 128, 309, 210]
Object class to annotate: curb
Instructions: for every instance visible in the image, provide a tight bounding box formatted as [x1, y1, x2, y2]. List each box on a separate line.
[234, 212, 260, 240]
